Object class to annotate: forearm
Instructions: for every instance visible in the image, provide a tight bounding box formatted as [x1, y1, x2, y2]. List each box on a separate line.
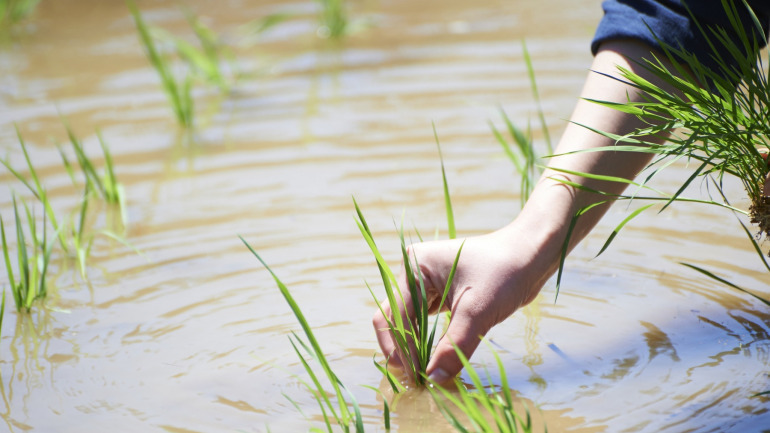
[500, 40, 677, 287]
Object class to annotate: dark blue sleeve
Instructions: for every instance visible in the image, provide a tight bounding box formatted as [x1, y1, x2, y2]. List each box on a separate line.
[591, 0, 769, 83]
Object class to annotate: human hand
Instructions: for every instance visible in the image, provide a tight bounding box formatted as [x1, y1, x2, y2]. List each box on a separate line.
[372, 225, 554, 384]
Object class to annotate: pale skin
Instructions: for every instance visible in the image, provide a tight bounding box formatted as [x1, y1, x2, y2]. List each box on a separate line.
[373, 39, 682, 384]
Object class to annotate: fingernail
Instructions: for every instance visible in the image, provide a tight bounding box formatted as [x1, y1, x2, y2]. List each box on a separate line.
[428, 368, 451, 384]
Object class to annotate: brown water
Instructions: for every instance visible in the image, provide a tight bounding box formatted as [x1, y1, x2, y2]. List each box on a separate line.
[1, 0, 770, 432]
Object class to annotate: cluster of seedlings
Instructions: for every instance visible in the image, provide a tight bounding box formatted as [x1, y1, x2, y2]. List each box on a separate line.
[551, 1, 770, 304]
[129, 0, 359, 129]
[239, 3, 770, 429]
[242, 128, 543, 432]
[1, 121, 130, 334]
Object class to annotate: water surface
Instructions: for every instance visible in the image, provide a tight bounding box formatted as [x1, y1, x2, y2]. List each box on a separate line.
[1, 0, 769, 432]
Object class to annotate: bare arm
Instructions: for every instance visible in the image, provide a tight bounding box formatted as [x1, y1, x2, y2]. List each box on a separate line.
[373, 40, 678, 383]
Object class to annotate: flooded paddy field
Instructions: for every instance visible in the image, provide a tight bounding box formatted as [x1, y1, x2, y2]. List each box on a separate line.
[1, 0, 769, 432]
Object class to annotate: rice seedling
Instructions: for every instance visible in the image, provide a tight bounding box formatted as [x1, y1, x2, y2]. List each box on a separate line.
[356, 142, 464, 388]
[356, 201, 463, 386]
[427, 343, 544, 433]
[357, 128, 464, 387]
[1, 125, 68, 252]
[129, 2, 194, 128]
[548, 167, 748, 298]
[240, 235, 365, 433]
[1, 195, 57, 313]
[520, 42, 552, 156]
[435, 123, 456, 240]
[548, 0, 770, 300]
[316, 0, 347, 39]
[0, 0, 40, 29]
[60, 122, 127, 226]
[149, 8, 232, 93]
[490, 41, 551, 206]
[68, 184, 93, 279]
[489, 110, 538, 206]
[63, 180, 144, 279]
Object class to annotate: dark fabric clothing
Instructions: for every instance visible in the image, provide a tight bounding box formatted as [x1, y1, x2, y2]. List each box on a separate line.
[592, 0, 770, 84]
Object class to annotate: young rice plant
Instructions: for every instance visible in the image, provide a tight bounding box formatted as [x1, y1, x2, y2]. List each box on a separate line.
[428, 342, 545, 433]
[549, 0, 770, 304]
[355, 128, 463, 387]
[316, 0, 347, 39]
[129, 2, 195, 128]
[489, 41, 553, 207]
[240, 236, 369, 433]
[1, 196, 57, 313]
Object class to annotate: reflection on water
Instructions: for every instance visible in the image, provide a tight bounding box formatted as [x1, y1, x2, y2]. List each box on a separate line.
[1, 0, 770, 432]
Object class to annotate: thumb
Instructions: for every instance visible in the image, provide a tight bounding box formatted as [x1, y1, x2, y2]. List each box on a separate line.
[425, 314, 485, 384]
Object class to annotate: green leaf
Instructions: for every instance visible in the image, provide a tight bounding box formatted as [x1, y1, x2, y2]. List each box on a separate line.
[680, 262, 770, 307]
[522, 40, 552, 153]
[595, 204, 656, 258]
[433, 123, 456, 240]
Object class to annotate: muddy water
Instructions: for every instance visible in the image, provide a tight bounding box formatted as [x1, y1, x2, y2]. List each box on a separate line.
[1, 0, 769, 432]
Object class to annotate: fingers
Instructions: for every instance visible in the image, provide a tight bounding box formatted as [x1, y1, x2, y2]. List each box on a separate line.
[425, 312, 485, 385]
[372, 279, 420, 373]
[372, 302, 401, 367]
[372, 244, 434, 377]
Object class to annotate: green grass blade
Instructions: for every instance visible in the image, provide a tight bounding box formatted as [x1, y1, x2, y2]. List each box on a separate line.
[0, 215, 16, 301]
[658, 154, 718, 214]
[371, 354, 405, 393]
[341, 384, 364, 433]
[97, 130, 118, 201]
[356, 217, 404, 321]
[740, 0, 767, 45]
[433, 123, 456, 239]
[77, 183, 90, 242]
[39, 220, 58, 299]
[427, 241, 464, 354]
[366, 280, 417, 379]
[737, 218, 770, 273]
[426, 385, 472, 433]
[282, 392, 309, 420]
[16, 124, 45, 200]
[129, 1, 193, 127]
[595, 204, 656, 258]
[680, 262, 770, 307]
[57, 144, 78, 187]
[98, 229, 146, 260]
[490, 120, 524, 173]
[63, 120, 106, 199]
[289, 336, 341, 425]
[352, 199, 405, 324]
[522, 40, 552, 153]
[487, 341, 513, 410]
[13, 197, 29, 310]
[240, 236, 352, 424]
[545, 165, 656, 191]
[361, 385, 391, 431]
[555, 201, 606, 302]
[549, 176, 747, 214]
[14, 126, 67, 251]
[0, 157, 36, 198]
